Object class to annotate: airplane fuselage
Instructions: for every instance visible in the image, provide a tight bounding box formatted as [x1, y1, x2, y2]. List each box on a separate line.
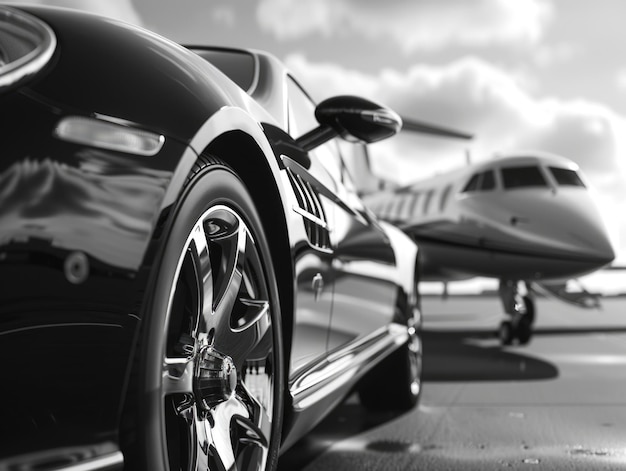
[363, 152, 615, 282]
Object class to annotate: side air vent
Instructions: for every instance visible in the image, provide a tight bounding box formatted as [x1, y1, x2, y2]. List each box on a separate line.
[286, 168, 332, 252]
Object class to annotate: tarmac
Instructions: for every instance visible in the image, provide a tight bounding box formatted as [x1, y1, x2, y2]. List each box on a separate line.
[279, 295, 626, 470]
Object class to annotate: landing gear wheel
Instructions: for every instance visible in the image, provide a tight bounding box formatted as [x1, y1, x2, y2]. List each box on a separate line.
[516, 315, 533, 345]
[522, 295, 535, 323]
[499, 320, 514, 346]
[358, 311, 422, 412]
[135, 157, 284, 471]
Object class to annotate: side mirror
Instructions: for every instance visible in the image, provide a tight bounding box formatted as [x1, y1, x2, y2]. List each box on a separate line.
[296, 95, 402, 151]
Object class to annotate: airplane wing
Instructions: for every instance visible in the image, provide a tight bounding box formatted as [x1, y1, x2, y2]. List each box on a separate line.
[530, 280, 602, 309]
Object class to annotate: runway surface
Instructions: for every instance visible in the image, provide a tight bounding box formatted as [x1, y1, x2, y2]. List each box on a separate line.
[278, 296, 626, 470]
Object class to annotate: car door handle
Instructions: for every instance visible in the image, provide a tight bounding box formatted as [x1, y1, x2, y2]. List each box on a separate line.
[312, 273, 324, 301]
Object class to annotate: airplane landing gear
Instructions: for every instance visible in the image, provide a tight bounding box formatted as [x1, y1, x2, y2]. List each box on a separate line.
[498, 280, 535, 346]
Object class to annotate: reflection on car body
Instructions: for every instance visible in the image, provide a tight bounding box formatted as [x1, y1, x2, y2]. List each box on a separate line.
[0, 6, 422, 471]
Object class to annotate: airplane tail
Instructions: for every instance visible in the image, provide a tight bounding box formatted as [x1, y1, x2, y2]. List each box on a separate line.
[344, 116, 473, 196]
[343, 143, 386, 196]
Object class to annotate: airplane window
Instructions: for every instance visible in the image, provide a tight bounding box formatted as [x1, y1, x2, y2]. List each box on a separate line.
[382, 199, 395, 219]
[388, 196, 401, 220]
[423, 190, 434, 214]
[480, 170, 495, 190]
[440, 185, 452, 211]
[396, 195, 409, 221]
[501, 166, 548, 189]
[549, 167, 586, 187]
[407, 193, 420, 216]
[462, 173, 480, 192]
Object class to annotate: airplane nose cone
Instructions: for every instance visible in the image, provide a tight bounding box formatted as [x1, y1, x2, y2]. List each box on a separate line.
[489, 186, 616, 279]
[526, 190, 615, 269]
[573, 220, 615, 266]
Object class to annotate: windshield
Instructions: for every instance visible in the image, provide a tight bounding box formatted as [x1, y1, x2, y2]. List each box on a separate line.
[501, 165, 548, 189]
[190, 48, 256, 91]
[462, 169, 496, 192]
[549, 166, 586, 187]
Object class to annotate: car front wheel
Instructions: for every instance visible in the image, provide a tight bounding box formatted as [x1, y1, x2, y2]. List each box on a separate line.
[136, 156, 284, 471]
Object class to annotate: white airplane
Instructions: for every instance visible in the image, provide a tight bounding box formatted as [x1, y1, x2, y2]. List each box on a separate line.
[349, 124, 615, 345]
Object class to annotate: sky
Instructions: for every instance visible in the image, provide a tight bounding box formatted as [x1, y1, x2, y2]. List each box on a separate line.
[11, 0, 626, 265]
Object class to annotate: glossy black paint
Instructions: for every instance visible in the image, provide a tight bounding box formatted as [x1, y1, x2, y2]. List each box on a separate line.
[19, 6, 237, 144]
[0, 6, 418, 468]
[0, 88, 183, 457]
[0, 8, 243, 461]
[315, 95, 402, 144]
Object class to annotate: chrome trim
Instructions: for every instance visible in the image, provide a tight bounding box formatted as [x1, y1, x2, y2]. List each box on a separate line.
[247, 51, 261, 94]
[0, 450, 123, 471]
[54, 452, 124, 471]
[54, 116, 165, 156]
[291, 204, 328, 229]
[290, 324, 408, 410]
[281, 154, 366, 223]
[0, 6, 57, 90]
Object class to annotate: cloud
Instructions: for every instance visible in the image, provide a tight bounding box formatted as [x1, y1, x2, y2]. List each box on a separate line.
[210, 5, 236, 28]
[257, 0, 553, 52]
[287, 53, 626, 261]
[534, 43, 579, 67]
[617, 67, 626, 91]
[7, 0, 144, 26]
[285, 53, 626, 197]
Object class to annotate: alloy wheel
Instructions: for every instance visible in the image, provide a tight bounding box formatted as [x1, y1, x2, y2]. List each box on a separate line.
[161, 204, 278, 471]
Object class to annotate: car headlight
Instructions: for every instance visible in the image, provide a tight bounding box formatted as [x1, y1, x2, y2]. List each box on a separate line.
[54, 116, 165, 156]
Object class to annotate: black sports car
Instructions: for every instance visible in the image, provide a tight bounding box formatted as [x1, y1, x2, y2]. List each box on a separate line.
[0, 6, 422, 471]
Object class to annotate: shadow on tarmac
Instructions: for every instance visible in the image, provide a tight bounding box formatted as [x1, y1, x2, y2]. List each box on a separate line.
[532, 326, 626, 336]
[278, 326, 562, 469]
[277, 399, 402, 470]
[422, 329, 559, 381]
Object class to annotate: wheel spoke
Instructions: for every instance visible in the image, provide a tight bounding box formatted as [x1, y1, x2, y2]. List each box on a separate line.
[234, 415, 269, 450]
[212, 221, 247, 321]
[215, 306, 272, 372]
[193, 410, 211, 470]
[162, 357, 194, 396]
[189, 221, 213, 324]
[208, 397, 249, 471]
[233, 298, 269, 332]
[160, 196, 280, 471]
[240, 367, 274, 444]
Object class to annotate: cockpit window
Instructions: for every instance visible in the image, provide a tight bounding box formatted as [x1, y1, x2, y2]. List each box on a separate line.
[549, 167, 586, 187]
[480, 170, 495, 190]
[462, 170, 495, 193]
[501, 166, 547, 189]
[462, 173, 480, 192]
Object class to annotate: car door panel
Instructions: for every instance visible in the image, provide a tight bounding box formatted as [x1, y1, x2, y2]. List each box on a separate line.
[328, 200, 397, 351]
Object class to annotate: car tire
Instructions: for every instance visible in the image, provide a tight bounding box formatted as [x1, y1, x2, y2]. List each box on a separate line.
[499, 320, 514, 346]
[358, 306, 422, 412]
[134, 155, 284, 471]
[516, 315, 533, 345]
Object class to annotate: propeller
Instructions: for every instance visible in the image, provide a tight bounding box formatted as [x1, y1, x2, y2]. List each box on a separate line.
[401, 116, 473, 140]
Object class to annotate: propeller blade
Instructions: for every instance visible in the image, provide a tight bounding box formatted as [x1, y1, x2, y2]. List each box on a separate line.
[401, 117, 473, 140]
